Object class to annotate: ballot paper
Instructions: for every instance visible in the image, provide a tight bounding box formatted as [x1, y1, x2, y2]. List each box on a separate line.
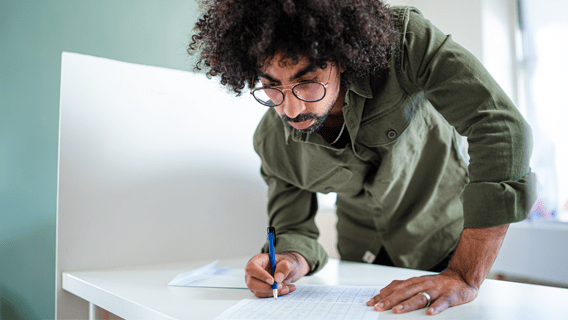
[167, 261, 247, 288]
[215, 283, 382, 320]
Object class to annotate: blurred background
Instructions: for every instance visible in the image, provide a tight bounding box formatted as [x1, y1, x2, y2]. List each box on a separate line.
[1, 0, 566, 319]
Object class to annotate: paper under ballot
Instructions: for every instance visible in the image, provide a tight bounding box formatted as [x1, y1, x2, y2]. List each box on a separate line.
[167, 261, 247, 289]
[215, 283, 383, 320]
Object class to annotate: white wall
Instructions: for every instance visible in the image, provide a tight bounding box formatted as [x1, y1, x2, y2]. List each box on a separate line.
[387, 0, 483, 59]
[387, 0, 518, 102]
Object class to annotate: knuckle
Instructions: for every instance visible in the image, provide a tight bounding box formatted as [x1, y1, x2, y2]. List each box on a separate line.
[281, 259, 291, 268]
[280, 260, 293, 273]
[374, 294, 385, 302]
[424, 279, 435, 287]
[435, 282, 445, 292]
[382, 297, 395, 306]
[444, 294, 452, 306]
[405, 300, 417, 310]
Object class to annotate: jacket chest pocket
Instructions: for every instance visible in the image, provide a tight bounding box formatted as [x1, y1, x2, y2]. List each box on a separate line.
[357, 93, 425, 147]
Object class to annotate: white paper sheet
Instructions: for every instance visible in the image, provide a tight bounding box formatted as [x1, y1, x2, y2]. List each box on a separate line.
[215, 283, 383, 320]
[167, 261, 247, 288]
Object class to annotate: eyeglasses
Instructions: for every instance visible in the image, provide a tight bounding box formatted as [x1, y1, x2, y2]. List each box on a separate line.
[250, 66, 333, 107]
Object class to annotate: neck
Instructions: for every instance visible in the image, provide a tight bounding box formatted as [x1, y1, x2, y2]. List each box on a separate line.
[329, 88, 346, 117]
[318, 114, 345, 145]
[317, 88, 347, 144]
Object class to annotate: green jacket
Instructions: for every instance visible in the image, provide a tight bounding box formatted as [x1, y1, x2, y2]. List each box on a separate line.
[253, 6, 536, 273]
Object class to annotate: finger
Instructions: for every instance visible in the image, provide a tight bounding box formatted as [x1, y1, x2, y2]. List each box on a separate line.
[366, 293, 384, 306]
[371, 277, 422, 304]
[384, 277, 427, 292]
[367, 285, 400, 306]
[367, 280, 402, 305]
[273, 257, 296, 284]
[246, 276, 275, 298]
[286, 283, 296, 293]
[372, 282, 430, 311]
[271, 284, 296, 296]
[244, 254, 275, 285]
[426, 294, 452, 315]
[278, 283, 296, 296]
[379, 279, 402, 293]
[391, 292, 431, 314]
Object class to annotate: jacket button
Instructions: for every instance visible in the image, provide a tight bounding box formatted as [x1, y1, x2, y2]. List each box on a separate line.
[387, 129, 397, 139]
[324, 187, 333, 193]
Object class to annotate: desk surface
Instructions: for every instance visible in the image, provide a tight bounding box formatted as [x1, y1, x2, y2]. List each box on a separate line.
[63, 258, 568, 319]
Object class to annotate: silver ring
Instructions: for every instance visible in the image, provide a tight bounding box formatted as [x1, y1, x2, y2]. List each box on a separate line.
[418, 292, 431, 308]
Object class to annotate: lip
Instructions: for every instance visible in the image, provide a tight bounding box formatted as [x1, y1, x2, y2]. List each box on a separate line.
[288, 119, 316, 130]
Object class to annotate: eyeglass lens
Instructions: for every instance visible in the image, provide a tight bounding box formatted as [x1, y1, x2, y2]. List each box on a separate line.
[253, 82, 326, 107]
[254, 88, 283, 107]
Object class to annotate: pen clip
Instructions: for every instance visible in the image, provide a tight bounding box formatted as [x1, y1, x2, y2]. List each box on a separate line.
[267, 226, 276, 247]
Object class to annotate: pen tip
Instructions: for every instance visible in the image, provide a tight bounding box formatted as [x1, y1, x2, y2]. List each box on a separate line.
[273, 289, 278, 299]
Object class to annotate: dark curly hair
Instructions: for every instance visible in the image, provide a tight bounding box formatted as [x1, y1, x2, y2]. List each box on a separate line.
[188, 0, 399, 95]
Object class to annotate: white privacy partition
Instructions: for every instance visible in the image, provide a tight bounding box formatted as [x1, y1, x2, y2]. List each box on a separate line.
[56, 52, 269, 319]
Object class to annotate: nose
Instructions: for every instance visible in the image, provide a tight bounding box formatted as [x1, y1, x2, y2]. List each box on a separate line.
[280, 91, 306, 119]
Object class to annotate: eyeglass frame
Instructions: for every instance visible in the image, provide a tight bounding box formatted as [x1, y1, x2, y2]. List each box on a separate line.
[250, 65, 334, 107]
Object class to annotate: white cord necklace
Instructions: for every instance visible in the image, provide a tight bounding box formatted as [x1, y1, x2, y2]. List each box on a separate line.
[330, 121, 346, 145]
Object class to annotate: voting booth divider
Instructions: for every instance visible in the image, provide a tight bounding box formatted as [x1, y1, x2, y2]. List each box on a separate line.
[55, 53, 269, 319]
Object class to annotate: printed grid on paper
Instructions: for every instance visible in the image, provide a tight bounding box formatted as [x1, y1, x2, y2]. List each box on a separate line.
[216, 284, 383, 320]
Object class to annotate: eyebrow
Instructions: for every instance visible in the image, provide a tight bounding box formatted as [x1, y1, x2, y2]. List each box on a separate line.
[257, 63, 320, 84]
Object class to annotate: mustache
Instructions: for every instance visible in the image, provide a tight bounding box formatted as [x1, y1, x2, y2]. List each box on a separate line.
[281, 113, 319, 123]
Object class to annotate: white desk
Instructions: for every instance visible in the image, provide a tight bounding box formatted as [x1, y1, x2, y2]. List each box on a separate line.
[62, 258, 568, 319]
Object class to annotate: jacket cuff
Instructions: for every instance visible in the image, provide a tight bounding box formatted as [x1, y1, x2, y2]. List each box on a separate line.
[461, 171, 537, 228]
[261, 233, 329, 275]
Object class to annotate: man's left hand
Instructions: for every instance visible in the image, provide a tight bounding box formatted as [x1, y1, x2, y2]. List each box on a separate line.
[366, 268, 478, 315]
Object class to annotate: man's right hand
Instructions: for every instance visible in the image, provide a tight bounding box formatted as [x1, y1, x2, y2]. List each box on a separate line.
[244, 251, 310, 298]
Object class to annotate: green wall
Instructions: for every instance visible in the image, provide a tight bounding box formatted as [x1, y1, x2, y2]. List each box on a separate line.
[0, 1, 199, 318]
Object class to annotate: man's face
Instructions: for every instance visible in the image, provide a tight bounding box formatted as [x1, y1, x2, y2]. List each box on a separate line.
[257, 53, 344, 133]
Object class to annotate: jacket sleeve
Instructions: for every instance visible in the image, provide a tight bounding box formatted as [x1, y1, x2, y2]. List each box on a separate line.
[256, 156, 329, 275]
[394, 6, 536, 228]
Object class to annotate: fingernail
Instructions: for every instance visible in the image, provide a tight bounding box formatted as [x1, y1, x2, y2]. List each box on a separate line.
[376, 302, 384, 310]
[396, 305, 403, 311]
[428, 307, 436, 314]
[266, 278, 274, 285]
[366, 299, 373, 305]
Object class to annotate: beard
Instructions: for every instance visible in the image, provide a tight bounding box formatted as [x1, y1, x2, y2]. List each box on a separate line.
[279, 96, 338, 134]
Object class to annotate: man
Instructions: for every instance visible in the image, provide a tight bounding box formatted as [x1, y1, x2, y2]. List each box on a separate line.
[189, 0, 536, 315]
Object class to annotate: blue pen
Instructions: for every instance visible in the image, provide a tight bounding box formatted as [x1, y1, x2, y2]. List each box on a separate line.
[267, 227, 278, 299]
